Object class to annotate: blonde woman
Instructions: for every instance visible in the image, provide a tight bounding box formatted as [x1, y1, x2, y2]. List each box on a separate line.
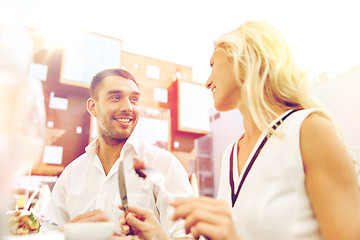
[171, 21, 360, 240]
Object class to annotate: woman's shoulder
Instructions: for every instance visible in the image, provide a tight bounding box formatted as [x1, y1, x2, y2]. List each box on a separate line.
[299, 111, 349, 169]
[300, 111, 334, 141]
[281, 108, 327, 133]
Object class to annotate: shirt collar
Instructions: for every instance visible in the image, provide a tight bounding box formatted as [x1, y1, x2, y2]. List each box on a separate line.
[121, 132, 140, 158]
[85, 133, 141, 158]
[85, 138, 98, 157]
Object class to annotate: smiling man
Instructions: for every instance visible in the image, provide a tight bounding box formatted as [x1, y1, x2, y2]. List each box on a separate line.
[44, 69, 193, 239]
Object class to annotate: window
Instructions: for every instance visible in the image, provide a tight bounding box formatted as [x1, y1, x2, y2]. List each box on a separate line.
[154, 88, 168, 103]
[61, 31, 122, 87]
[178, 81, 213, 133]
[146, 65, 160, 80]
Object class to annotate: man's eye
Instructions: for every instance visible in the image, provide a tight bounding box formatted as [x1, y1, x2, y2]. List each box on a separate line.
[110, 96, 120, 100]
[130, 97, 139, 103]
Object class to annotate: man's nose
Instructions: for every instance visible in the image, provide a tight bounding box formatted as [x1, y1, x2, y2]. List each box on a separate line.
[119, 98, 133, 111]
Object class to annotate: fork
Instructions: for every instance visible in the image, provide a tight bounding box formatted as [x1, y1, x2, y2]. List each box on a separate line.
[135, 166, 172, 200]
[135, 142, 172, 199]
[136, 168, 210, 240]
[189, 173, 210, 240]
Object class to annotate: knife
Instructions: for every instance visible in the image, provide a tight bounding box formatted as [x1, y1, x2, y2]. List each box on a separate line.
[118, 160, 128, 213]
[118, 160, 133, 235]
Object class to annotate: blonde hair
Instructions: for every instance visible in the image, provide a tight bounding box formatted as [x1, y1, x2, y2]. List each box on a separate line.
[214, 21, 360, 183]
[214, 21, 328, 133]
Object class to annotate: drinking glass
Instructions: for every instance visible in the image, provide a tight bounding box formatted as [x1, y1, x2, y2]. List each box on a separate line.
[0, 25, 46, 238]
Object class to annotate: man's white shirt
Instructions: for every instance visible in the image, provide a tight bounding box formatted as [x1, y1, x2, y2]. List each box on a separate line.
[44, 134, 193, 238]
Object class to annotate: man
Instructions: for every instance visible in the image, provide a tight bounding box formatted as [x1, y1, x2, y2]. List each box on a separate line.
[44, 69, 193, 239]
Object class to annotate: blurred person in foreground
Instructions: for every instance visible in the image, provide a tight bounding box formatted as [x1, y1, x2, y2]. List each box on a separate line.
[44, 69, 193, 239]
[125, 21, 360, 240]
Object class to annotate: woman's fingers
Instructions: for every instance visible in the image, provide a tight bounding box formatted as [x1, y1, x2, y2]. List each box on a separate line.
[189, 220, 232, 240]
[171, 197, 229, 221]
[171, 196, 229, 212]
[183, 206, 229, 233]
[170, 197, 238, 239]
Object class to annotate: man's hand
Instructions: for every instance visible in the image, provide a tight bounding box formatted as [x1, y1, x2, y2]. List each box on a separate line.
[119, 205, 167, 240]
[70, 209, 110, 223]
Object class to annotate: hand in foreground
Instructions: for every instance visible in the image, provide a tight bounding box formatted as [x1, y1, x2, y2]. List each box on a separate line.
[170, 197, 240, 240]
[119, 205, 167, 240]
[70, 209, 110, 223]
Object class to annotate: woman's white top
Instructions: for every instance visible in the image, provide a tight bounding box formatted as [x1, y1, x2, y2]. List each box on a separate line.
[217, 109, 322, 240]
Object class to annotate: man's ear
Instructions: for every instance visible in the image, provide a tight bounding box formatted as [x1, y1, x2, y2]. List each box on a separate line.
[87, 98, 97, 117]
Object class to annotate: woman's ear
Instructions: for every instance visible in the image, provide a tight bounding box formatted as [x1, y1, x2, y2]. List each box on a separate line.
[87, 98, 97, 117]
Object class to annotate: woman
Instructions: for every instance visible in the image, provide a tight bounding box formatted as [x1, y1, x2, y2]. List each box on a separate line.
[122, 21, 360, 240]
[171, 21, 360, 240]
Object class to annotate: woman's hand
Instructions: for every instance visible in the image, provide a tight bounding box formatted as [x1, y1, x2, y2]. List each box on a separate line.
[170, 197, 241, 240]
[119, 205, 168, 240]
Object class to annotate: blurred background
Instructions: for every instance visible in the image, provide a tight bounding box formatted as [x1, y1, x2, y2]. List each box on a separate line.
[0, 0, 359, 216]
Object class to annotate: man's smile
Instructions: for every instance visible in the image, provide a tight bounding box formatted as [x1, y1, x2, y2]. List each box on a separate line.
[115, 117, 132, 123]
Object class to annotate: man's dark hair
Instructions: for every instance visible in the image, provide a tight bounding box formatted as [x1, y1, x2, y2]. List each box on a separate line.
[90, 69, 138, 99]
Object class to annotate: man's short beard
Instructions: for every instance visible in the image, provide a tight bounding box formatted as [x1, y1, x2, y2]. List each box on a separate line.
[101, 131, 128, 146]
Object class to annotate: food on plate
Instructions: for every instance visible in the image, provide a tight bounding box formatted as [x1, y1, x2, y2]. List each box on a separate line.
[111, 236, 140, 240]
[110, 235, 140, 240]
[7, 210, 41, 235]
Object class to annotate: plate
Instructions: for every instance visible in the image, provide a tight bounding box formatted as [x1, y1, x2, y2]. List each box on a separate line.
[64, 222, 114, 240]
[5, 232, 65, 240]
